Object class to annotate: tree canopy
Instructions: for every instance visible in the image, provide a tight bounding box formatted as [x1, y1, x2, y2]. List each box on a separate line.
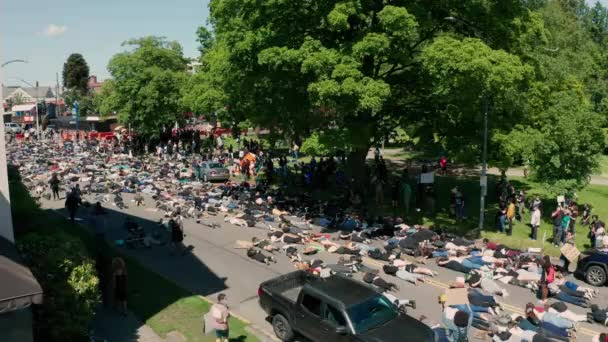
[62, 53, 90, 94]
[100, 37, 188, 136]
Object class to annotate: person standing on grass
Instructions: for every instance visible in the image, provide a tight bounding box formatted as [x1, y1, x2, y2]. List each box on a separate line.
[211, 293, 230, 342]
[112, 257, 128, 316]
[516, 190, 526, 222]
[373, 175, 384, 208]
[561, 209, 572, 245]
[530, 205, 541, 241]
[292, 142, 299, 161]
[552, 206, 563, 247]
[506, 198, 516, 236]
[400, 175, 412, 217]
[497, 200, 507, 233]
[568, 203, 578, 238]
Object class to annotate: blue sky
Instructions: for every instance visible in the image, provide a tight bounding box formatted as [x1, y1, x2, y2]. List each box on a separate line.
[1, 0, 606, 88]
[1, 0, 210, 87]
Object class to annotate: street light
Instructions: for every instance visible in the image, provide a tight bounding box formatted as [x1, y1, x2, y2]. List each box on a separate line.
[1, 59, 28, 68]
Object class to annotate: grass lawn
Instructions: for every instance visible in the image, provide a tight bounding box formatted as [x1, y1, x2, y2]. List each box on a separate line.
[479, 176, 608, 256]
[394, 174, 608, 256]
[9, 168, 258, 342]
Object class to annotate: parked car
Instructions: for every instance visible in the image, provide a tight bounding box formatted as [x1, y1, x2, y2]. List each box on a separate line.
[200, 161, 230, 182]
[4, 123, 22, 134]
[575, 250, 608, 286]
[258, 271, 434, 342]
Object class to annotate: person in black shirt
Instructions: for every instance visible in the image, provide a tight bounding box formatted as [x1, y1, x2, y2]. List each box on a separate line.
[112, 257, 128, 316]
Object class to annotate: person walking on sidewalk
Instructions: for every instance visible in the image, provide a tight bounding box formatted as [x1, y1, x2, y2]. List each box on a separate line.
[211, 293, 230, 342]
[65, 189, 80, 223]
[49, 172, 61, 200]
[112, 257, 128, 316]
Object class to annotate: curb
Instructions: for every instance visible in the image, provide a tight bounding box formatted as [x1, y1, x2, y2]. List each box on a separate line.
[197, 295, 279, 341]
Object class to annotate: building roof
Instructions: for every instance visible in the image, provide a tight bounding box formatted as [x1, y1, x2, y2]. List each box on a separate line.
[2, 86, 56, 100]
[12, 104, 36, 112]
[0, 237, 43, 313]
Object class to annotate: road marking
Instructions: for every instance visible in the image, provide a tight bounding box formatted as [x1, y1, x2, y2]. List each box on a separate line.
[363, 257, 601, 337]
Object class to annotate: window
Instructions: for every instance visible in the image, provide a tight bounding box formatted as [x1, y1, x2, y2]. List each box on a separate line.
[301, 294, 322, 316]
[347, 296, 397, 333]
[324, 305, 346, 327]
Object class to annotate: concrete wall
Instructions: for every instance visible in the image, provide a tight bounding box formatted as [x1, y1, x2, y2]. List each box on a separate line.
[0, 62, 16, 242]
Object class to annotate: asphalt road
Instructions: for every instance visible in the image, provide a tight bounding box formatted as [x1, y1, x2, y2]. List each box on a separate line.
[39, 192, 608, 341]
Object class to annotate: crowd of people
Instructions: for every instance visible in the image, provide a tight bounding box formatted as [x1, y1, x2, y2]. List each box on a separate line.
[6, 131, 608, 342]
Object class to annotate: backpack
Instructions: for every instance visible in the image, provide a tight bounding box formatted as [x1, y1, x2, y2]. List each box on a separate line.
[546, 266, 555, 283]
[455, 327, 468, 342]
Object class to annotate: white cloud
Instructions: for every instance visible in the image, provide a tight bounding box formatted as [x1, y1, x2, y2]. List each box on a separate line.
[42, 24, 67, 37]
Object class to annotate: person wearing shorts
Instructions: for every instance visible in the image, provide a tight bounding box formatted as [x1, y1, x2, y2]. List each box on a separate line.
[211, 293, 230, 342]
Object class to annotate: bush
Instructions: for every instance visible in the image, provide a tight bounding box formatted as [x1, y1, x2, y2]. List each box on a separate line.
[301, 132, 331, 157]
[17, 232, 100, 341]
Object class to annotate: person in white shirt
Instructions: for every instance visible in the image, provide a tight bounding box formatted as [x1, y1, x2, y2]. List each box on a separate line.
[530, 205, 541, 240]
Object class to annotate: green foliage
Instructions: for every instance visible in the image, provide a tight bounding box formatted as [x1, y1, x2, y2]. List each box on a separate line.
[504, 89, 605, 193]
[420, 36, 532, 163]
[105, 37, 188, 136]
[63, 89, 97, 116]
[301, 132, 330, 157]
[188, 0, 608, 187]
[62, 53, 90, 94]
[17, 232, 100, 341]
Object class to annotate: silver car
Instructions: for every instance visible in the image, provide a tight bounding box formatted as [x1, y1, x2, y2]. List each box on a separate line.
[200, 161, 230, 182]
[4, 123, 22, 134]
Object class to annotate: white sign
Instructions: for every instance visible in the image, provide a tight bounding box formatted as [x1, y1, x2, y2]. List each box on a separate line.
[557, 195, 565, 204]
[420, 172, 434, 184]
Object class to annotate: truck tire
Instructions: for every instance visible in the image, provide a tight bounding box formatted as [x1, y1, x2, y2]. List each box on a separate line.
[272, 314, 295, 341]
[586, 265, 607, 287]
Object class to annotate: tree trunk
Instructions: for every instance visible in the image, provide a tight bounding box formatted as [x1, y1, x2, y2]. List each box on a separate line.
[347, 147, 370, 192]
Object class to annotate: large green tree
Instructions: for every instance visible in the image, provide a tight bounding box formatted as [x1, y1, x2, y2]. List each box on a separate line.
[103, 37, 188, 136]
[62, 53, 90, 94]
[188, 0, 536, 181]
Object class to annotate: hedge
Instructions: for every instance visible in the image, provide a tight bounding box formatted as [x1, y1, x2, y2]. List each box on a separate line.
[9, 167, 100, 341]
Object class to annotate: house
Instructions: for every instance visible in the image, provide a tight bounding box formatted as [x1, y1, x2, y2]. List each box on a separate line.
[187, 61, 202, 74]
[87, 75, 104, 93]
[2, 85, 60, 122]
[2, 86, 55, 108]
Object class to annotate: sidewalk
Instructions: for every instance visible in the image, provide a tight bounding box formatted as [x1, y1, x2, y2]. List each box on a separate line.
[90, 306, 163, 342]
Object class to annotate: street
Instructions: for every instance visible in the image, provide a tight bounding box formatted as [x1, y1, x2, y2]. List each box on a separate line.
[39, 192, 608, 342]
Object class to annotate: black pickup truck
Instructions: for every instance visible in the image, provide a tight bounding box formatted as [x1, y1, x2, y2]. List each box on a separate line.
[258, 271, 435, 342]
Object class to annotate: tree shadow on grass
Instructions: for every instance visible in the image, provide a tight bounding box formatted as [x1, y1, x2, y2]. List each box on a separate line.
[43, 205, 230, 342]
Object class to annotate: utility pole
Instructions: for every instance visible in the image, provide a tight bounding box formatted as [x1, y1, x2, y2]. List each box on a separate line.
[35, 81, 41, 140]
[55, 72, 59, 117]
[479, 99, 489, 229]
